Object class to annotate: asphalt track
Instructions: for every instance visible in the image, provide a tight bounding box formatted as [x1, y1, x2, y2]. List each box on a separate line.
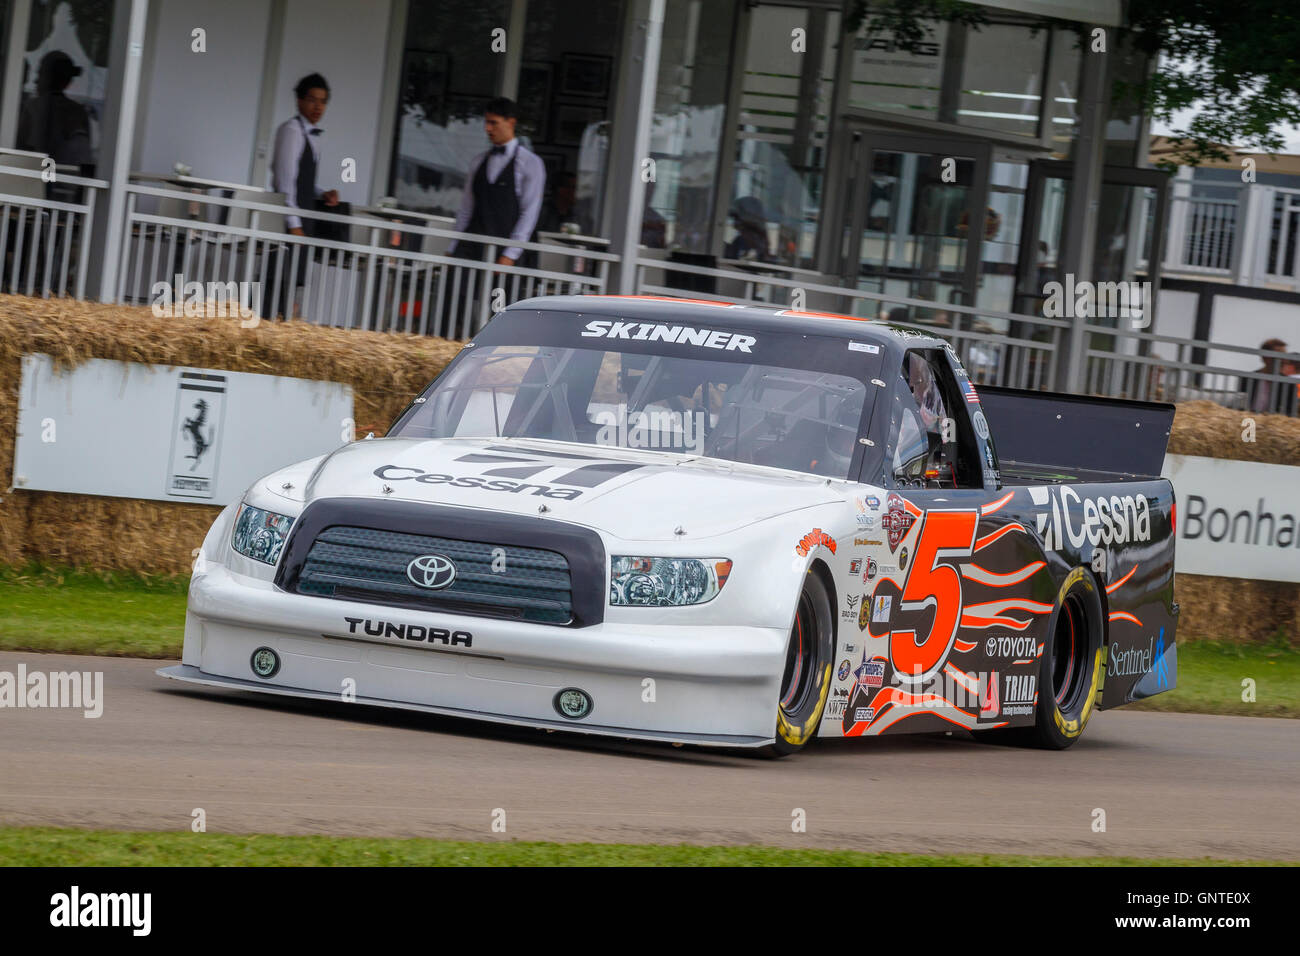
[1, 651, 1297, 860]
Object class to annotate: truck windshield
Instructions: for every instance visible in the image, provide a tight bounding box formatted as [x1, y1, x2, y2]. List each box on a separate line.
[391, 342, 872, 479]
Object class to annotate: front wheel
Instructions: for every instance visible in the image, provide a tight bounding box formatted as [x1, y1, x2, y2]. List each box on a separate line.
[763, 570, 835, 757]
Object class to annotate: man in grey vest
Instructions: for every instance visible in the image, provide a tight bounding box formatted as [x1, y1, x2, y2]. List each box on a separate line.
[263, 73, 341, 317]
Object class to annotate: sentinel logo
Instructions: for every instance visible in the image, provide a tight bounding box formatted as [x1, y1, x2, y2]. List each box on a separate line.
[580, 320, 756, 353]
[1028, 485, 1151, 551]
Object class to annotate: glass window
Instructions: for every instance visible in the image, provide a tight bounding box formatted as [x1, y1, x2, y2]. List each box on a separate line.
[521, 0, 626, 238]
[396, 341, 871, 479]
[726, 4, 838, 268]
[956, 22, 1046, 139]
[646, 0, 739, 254]
[388, 0, 510, 215]
[16, 0, 113, 171]
[848, 19, 946, 120]
[891, 349, 979, 489]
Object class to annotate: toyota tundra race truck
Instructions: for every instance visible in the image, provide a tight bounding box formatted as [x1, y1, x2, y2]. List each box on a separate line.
[159, 295, 1179, 756]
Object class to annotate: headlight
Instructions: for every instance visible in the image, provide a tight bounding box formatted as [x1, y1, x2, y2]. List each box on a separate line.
[609, 556, 732, 607]
[231, 503, 295, 565]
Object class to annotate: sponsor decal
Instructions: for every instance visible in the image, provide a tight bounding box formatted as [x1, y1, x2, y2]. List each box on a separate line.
[972, 408, 990, 441]
[844, 643, 856, 653]
[1109, 634, 1160, 678]
[1002, 673, 1036, 716]
[865, 496, 881, 509]
[1028, 485, 1152, 552]
[848, 341, 881, 354]
[872, 594, 892, 623]
[841, 594, 860, 622]
[837, 659, 852, 681]
[854, 537, 883, 547]
[865, 558, 878, 580]
[854, 706, 876, 722]
[898, 546, 909, 570]
[343, 616, 472, 648]
[849, 559, 862, 574]
[374, 465, 583, 500]
[828, 686, 850, 719]
[1155, 629, 1170, 690]
[580, 319, 756, 353]
[854, 654, 885, 689]
[985, 635, 1040, 660]
[883, 493, 916, 551]
[795, 528, 837, 556]
[858, 593, 870, 631]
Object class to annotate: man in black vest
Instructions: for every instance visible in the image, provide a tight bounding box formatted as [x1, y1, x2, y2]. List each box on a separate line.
[263, 73, 341, 318]
[449, 98, 546, 274]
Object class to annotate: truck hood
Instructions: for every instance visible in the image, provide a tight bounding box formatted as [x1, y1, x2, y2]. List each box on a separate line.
[286, 437, 840, 541]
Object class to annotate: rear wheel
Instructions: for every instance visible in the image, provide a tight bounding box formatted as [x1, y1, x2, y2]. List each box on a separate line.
[764, 570, 835, 757]
[975, 567, 1104, 749]
[1030, 567, 1105, 749]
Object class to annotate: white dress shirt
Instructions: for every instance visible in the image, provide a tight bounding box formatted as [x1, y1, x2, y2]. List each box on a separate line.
[449, 137, 546, 261]
[271, 113, 324, 230]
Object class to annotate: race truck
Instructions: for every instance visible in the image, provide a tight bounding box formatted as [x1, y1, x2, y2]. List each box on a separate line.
[159, 295, 1179, 756]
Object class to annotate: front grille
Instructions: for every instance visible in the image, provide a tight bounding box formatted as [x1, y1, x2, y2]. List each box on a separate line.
[295, 526, 573, 625]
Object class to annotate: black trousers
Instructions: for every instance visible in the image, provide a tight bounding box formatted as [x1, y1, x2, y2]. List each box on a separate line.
[260, 201, 351, 320]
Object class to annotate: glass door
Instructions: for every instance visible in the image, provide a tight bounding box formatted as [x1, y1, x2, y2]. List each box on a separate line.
[838, 129, 991, 319]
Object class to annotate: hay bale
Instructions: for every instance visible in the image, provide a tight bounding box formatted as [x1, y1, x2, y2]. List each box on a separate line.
[1168, 400, 1300, 465]
[0, 294, 463, 570]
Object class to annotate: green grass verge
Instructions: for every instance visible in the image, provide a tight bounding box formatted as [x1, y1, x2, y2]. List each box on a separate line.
[0, 566, 187, 658]
[0, 827, 1292, 866]
[1127, 635, 1300, 718]
[0, 566, 1296, 718]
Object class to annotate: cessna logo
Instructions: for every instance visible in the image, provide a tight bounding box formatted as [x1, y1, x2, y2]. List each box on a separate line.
[1028, 485, 1151, 551]
[406, 554, 456, 590]
[375, 448, 646, 501]
[580, 320, 756, 353]
[344, 616, 472, 647]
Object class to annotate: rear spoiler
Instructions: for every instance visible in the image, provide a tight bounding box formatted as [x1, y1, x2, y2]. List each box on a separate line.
[977, 386, 1174, 480]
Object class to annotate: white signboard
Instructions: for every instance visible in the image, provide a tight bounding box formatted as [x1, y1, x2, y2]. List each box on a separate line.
[1162, 454, 1300, 584]
[13, 355, 353, 506]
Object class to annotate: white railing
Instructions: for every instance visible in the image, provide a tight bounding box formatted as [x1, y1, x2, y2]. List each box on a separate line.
[116, 183, 618, 337]
[0, 166, 105, 299]
[630, 253, 1070, 392]
[1157, 177, 1300, 290]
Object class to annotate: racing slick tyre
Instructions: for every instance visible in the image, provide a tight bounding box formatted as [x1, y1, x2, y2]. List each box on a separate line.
[762, 569, 835, 758]
[976, 567, 1105, 750]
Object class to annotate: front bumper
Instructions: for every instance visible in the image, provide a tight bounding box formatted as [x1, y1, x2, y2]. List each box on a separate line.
[163, 564, 787, 747]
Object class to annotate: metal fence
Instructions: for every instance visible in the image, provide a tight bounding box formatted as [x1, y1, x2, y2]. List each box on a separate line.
[0, 177, 1295, 417]
[116, 183, 617, 337]
[0, 165, 105, 299]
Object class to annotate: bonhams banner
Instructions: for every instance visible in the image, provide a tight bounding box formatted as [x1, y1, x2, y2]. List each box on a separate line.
[12, 354, 353, 506]
[1162, 454, 1300, 584]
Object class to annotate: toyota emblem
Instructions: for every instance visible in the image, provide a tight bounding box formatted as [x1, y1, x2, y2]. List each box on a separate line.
[406, 553, 457, 590]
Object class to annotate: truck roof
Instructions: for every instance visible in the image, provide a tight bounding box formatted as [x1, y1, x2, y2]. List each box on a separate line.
[504, 294, 951, 353]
